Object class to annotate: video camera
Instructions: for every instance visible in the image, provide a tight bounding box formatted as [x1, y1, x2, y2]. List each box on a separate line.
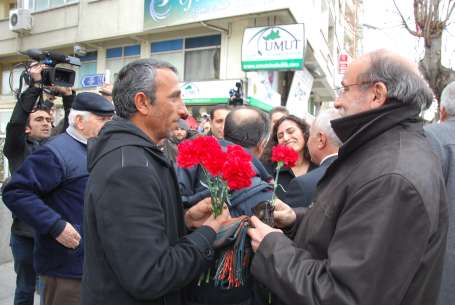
[21, 48, 80, 87]
[228, 81, 243, 106]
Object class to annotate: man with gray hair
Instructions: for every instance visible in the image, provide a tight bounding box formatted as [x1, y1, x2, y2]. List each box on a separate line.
[425, 81, 455, 305]
[81, 58, 229, 305]
[3, 92, 114, 305]
[247, 49, 448, 305]
[285, 108, 342, 208]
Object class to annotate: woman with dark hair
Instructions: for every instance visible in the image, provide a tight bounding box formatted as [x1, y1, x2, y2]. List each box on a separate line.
[262, 115, 317, 201]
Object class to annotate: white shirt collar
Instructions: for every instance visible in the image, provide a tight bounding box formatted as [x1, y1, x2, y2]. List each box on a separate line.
[66, 126, 87, 145]
[320, 153, 338, 165]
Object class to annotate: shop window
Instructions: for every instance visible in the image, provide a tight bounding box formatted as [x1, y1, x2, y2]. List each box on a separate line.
[151, 35, 221, 82]
[1, 68, 24, 96]
[106, 44, 141, 82]
[74, 51, 97, 88]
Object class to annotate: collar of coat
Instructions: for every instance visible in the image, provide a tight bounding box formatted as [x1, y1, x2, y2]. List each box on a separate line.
[331, 99, 422, 160]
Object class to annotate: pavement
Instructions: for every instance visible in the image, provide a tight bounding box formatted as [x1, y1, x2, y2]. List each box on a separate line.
[0, 261, 40, 305]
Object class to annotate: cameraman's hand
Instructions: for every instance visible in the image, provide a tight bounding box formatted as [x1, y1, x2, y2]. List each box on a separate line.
[273, 199, 296, 228]
[51, 85, 73, 96]
[184, 197, 212, 230]
[203, 204, 231, 233]
[29, 62, 45, 83]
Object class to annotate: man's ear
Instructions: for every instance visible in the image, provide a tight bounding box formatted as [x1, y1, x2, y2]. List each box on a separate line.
[318, 132, 327, 149]
[371, 82, 388, 108]
[25, 126, 31, 134]
[440, 106, 448, 122]
[134, 92, 151, 115]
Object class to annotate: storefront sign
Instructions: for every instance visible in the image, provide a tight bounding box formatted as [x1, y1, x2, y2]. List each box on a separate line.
[81, 74, 105, 88]
[144, 0, 284, 30]
[242, 24, 305, 71]
[247, 72, 281, 111]
[338, 53, 350, 74]
[181, 80, 240, 105]
[286, 69, 314, 118]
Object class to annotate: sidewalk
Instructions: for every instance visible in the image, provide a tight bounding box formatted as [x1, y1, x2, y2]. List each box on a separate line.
[0, 261, 40, 305]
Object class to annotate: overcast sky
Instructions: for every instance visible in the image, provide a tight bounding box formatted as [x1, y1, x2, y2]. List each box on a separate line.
[361, 0, 455, 68]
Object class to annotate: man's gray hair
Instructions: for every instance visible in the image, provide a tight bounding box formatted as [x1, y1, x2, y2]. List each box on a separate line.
[112, 58, 177, 119]
[357, 50, 433, 110]
[440, 81, 455, 117]
[68, 109, 92, 127]
[313, 108, 342, 147]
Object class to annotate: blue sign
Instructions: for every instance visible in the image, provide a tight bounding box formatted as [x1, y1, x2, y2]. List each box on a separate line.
[81, 74, 105, 88]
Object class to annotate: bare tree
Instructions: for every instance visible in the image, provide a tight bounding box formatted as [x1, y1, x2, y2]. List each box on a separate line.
[393, 0, 455, 104]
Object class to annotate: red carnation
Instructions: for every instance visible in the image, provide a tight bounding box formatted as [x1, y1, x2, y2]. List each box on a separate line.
[271, 144, 299, 168]
[222, 145, 255, 190]
[176, 139, 200, 168]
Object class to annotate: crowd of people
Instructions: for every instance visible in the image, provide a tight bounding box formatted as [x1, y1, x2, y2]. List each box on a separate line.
[1, 49, 454, 305]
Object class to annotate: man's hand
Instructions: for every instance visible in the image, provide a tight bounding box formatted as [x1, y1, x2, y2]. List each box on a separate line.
[202, 204, 231, 233]
[29, 63, 45, 83]
[247, 216, 282, 252]
[55, 222, 81, 249]
[51, 85, 73, 96]
[184, 197, 212, 230]
[274, 199, 296, 228]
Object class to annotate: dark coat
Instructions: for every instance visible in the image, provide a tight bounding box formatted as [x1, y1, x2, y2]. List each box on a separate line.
[284, 155, 337, 208]
[3, 132, 88, 278]
[251, 102, 448, 305]
[425, 117, 455, 305]
[263, 161, 317, 202]
[3, 86, 74, 238]
[81, 117, 216, 305]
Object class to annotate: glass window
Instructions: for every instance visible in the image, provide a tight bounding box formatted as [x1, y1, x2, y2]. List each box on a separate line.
[106, 47, 122, 59]
[2, 69, 24, 96]
[50, 0, 65, 7]
[75, 62, 97, 88]
[185, 35, 221, 49]
[34, 0, 49, 11]
[184, 48, 220, 81]
[151, 39, 183, 53]
[151, 52, 184, 81]
[124, 45, 140, 57]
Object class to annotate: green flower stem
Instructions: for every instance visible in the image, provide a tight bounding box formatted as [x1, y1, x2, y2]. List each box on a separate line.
[271, 162, 283, 207]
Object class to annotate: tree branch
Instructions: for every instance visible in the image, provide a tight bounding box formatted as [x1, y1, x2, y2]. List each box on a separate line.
[393, 0, 420, 36]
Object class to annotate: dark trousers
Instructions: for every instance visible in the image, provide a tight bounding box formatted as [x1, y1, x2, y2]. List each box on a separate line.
[43, 276, 80, 305]
[10, 233, 36, 305]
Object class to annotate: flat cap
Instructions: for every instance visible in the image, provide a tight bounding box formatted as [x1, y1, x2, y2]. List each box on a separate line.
[72, 92, 115, 116]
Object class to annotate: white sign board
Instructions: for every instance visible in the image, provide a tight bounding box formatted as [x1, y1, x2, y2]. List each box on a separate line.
[181, 80, 240, 105]
[247, 72, 281, 111]
[286, 69, 314, 118]
[242, 24, 305, 71]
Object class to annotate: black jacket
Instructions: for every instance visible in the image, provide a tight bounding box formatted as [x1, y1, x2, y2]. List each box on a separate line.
[284, 155, 337, 208]
[251, 102, 448, 305]
[81, 117, 217, 305]
[3, 86, 73, 237]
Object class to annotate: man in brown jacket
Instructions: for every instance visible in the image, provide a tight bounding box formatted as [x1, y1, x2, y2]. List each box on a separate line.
[248, 49, 448, 305]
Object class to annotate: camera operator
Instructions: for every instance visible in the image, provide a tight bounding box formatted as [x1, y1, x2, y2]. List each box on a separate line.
[3, 63, 74, 305]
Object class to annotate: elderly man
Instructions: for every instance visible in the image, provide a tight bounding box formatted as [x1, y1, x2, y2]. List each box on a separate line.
[247, 50, 448, 305]
[285, 108, 341, 208]
[81, 59, 229, 305]
[3, 92, 114, 305]
[424, 81, 455, 305]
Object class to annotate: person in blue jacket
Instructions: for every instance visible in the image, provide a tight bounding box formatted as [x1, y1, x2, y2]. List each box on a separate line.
[2, 92, 114, 305]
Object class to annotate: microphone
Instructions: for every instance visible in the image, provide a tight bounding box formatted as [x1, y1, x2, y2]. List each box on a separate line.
[20, 49, 45, 61]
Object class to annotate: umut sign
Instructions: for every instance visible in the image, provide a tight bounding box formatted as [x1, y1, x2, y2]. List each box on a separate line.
[242, 24, 305, 71]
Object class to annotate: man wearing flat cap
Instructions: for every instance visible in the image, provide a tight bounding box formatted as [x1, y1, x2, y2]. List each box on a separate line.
[3, 92, 114, 305]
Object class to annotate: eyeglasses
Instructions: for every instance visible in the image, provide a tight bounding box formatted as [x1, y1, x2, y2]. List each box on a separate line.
[335, 81, 376, 97]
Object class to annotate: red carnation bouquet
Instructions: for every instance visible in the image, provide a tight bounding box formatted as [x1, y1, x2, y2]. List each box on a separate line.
[177, 136, 255, 217]
[270, 144, 299, 206]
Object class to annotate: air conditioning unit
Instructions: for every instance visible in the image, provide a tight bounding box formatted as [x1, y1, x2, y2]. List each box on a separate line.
[9, 9, 32, 33]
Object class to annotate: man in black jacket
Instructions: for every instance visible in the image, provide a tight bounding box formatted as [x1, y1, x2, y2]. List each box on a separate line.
[247, 50, 448, 305]
[81, 58, 229, 305]
[3, 63, 74, 305]
[285, 108, 341, 208]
